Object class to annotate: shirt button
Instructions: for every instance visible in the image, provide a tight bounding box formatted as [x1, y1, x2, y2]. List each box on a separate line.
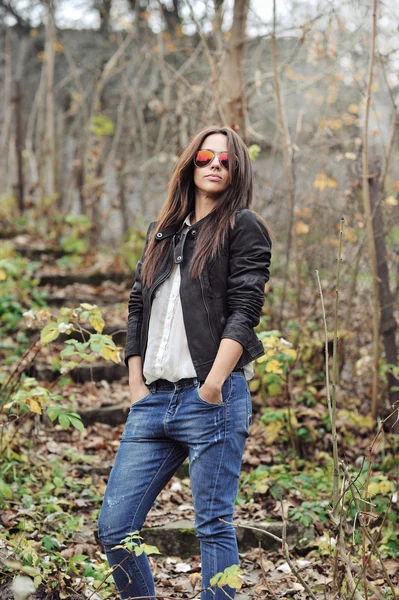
[177, 255, 182, 261]
[191, 230, 196, 236]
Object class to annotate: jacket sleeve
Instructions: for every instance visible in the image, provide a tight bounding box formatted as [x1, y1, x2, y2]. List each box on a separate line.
[220, 209, 272, 349]
[124, 220, 157, 367]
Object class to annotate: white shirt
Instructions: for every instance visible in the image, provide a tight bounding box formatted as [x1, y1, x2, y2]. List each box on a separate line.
[143, 212, 254, 385]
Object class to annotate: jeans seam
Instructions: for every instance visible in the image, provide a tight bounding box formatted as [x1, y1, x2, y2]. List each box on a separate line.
[206, 428, 227, 586]
[128, 444, 177, 597]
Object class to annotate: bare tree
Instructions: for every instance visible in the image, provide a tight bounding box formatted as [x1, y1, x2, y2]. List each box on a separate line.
[362, 0, 379, 419]
[0, 0, 32, 33]
[159, 0, 181, 34]
[218, 0, 250, 142]
[95, 0, 112, 34]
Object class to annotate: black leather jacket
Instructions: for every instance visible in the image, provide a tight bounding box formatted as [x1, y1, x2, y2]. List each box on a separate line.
[124, 209, 272, 381]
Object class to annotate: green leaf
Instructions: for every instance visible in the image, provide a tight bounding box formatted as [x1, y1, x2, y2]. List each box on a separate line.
[0, 478, 13, 499]
[46, 405, 61, 421]
[41, 322, 60, 345]
[68, 415, 84, 432]
[139, 543, 160, 556]
[90, 114, 115, 136]
[248, 144, 261, 161]
[210, 564, 243, 590]
[58, 414, 70, 429]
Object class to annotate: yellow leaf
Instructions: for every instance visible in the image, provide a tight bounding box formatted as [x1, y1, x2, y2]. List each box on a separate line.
[89, 314, 105, 333]
[345, 152, 356, 160]
[254, 479, 269, 493]
[29, 399, 42, 415]
[283, 348, 297, 360]
[379, 481, 393, 495]
[265, 359, 283, 374]
[40, 323, 60, 345]
[80, 303, 97, 310]
[249, 379, 260, 392]
[348, 104, 360, 114]
[296, 221, 309, 234]
[101, 346, 120, 363]
[256, 355, 268, 363]
[54, 41, 63, 53]
[385, 196, 398, 206]
[367, 482, 380, 496]
[30, 28, 39, 37]
[264, 421, 283, 445]
[0, 269, 6, 281]
[263, 335, 279, 348]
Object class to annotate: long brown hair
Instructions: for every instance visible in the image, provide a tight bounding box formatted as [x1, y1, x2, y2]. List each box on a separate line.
[141, 125, 271, 288]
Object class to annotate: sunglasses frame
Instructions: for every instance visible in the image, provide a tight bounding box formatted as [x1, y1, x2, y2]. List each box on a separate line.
[193, 149, 239, 170]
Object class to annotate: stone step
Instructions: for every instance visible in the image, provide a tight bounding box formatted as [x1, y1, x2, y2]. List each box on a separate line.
[45, 293, 127, 307]
[35, 272, 132, 287]
[15, 245, 67, 260]
[29, 361, 127, 384]
[141, 518, 315, 558]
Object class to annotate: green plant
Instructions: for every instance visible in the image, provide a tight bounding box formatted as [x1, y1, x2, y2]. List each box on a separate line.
[0, 253, 47, 335]
[55, 214, 91, 267]
[251, 330, 297, 396]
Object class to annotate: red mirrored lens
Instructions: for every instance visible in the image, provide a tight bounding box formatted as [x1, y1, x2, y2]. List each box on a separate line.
[195, 150, 214, 167]
[219, 152, 229, 169]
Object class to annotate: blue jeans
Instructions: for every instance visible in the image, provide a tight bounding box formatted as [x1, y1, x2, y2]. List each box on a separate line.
[97, 371, 252, 600]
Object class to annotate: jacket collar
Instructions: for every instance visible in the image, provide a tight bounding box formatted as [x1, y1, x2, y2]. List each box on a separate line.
[154, 209, 213, 241]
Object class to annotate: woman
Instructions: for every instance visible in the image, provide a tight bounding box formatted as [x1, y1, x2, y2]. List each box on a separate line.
[98, 125, 272, 600]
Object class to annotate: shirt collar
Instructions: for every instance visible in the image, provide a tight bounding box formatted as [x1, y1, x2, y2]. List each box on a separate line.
[183, 211, 194, 227]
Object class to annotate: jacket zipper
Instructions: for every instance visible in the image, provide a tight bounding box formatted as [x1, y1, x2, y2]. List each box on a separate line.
[200, 273, 218, 351]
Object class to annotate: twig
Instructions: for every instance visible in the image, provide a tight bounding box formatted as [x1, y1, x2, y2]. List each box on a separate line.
[272, 0, 299, 326]
[279, 499, 317, 600]
[183, 0, 226, 125]
[341, 462, 397, 599]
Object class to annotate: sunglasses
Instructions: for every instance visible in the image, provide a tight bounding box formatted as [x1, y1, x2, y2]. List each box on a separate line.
[193, 149, 238, 170]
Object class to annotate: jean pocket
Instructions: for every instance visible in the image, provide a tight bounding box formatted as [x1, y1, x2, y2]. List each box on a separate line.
[196, 384, 224, 407]
[195, 376, 233, 407]
[130, 391, 152, 409]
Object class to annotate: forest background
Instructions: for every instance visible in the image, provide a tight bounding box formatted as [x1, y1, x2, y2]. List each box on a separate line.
[1, 0, 399, 599]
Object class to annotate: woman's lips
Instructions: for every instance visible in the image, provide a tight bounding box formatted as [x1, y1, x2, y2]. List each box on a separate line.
[206, 175, 222, 181]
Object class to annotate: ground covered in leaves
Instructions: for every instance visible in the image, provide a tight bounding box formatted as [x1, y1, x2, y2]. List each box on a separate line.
[1, 235, 399, 599]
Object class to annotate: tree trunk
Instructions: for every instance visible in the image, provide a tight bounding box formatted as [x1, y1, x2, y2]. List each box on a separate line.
[368, 152, 399, 432]
[160, 0, 181, 34]
[219, 0, 249, 142]
[99, 0, 112, 34]
[13, 81, 25, 212]
[362, 0, 380, 420]
[44, 1, 57, 202]
[271, 0, 298, 326]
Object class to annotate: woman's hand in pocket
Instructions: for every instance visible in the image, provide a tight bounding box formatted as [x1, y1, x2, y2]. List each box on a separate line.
[198, 381, 223, 404]
[129, 379, 150, 405]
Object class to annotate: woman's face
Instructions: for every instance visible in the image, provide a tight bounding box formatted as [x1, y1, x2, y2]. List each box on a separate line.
[193, 133, 231, 196]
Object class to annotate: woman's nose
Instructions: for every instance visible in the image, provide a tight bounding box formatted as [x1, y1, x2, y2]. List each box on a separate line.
[211, 156, 222, 168]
